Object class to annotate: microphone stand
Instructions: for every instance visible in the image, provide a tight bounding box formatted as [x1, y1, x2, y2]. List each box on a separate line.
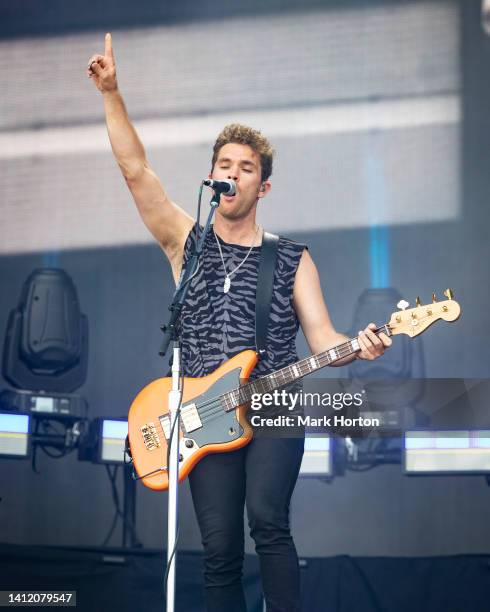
[159, 188, 221, 612]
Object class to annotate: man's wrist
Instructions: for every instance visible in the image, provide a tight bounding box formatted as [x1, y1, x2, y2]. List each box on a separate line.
[102, 84, 119, 97]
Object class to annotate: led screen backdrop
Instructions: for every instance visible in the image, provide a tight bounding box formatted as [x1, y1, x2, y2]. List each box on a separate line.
[1, 1, 460, 253]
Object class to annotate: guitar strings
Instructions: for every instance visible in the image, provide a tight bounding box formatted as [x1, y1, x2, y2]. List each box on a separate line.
[195, 327, 390, 426]
[155, 326, 390, 437]
[194, 325, 386, 418]
[195, 326, 388, 417]
[185, 310, 441, 427]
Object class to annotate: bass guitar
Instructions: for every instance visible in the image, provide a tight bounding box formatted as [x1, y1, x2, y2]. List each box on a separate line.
[128, 290, 461, 490]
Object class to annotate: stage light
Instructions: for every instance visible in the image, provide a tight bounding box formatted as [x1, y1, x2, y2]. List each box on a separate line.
[405, 430, 490, 474]
[0, 389, 87, 423]
[101, 419, 128, 464]
[0, 412, 30, 458]
[79, 418, 128, 465]
[0, 268, 89, 461]
[299, 436, 332, 478]
[2, 268, 88, 393]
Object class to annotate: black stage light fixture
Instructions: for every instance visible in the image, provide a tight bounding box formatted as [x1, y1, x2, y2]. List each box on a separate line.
[0, 389, 87, 422]
[348, 287, 425, 380]
[1, 268, 89, 458]
[2, 268, 88, 393]
[342, 287, 426, 438]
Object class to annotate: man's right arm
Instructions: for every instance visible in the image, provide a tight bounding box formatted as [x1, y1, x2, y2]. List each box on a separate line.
[87, 33, 194, 280]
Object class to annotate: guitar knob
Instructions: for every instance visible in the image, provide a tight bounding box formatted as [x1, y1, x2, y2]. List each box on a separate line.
[397, 300, 409, 311]
[443, 288, 454, 300]
[416, 296, 422, 306]
[432, 293, 437, 303]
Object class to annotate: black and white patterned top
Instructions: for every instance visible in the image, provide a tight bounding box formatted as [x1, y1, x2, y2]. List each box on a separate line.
[177, 223, 307, 380]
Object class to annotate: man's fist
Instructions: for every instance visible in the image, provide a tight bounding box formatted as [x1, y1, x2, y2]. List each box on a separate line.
[86, 33, 117, 93]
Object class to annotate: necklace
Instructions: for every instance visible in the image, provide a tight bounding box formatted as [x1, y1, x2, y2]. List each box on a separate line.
[213, 225, 261, 294]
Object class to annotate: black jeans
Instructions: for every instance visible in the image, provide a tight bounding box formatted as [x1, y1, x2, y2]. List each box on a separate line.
[188, 436, 305, 612]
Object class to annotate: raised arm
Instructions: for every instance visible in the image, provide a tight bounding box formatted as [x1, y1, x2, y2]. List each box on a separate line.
[86, 33, 194, 281]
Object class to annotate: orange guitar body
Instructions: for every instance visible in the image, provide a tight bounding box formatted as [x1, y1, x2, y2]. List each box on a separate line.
[128, 350, 258, 491]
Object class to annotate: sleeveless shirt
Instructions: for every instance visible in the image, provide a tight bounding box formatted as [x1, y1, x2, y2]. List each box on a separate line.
[177, 223, 306, 382]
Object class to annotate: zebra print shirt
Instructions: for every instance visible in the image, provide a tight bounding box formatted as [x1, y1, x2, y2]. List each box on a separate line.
[177, 223, 307, 380]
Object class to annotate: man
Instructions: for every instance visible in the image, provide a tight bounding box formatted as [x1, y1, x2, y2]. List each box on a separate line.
[87, 33, 391, 612]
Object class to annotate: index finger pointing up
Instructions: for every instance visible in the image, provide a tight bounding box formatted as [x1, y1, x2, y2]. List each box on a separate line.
[105, 32, 113, 58]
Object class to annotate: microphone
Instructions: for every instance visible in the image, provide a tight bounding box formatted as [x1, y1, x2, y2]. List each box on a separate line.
[203, 179, 236, 196]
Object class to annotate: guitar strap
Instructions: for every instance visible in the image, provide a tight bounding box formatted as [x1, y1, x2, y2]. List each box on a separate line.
[255, 231, 279, 359]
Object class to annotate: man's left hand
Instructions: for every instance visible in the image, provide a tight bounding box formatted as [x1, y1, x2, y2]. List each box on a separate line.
[357, 323, 392, 360]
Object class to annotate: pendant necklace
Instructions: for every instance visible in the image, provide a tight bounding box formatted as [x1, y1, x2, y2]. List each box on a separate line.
[213, 225, 261, 294]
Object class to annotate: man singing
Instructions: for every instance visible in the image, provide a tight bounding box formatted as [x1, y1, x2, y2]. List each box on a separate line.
[87, 33, 391, 612]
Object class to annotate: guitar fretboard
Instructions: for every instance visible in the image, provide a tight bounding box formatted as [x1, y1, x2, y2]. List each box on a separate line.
[222, 324, 391, 411]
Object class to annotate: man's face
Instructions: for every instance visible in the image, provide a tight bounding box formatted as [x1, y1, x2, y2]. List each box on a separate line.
[211, 142, 270, 220]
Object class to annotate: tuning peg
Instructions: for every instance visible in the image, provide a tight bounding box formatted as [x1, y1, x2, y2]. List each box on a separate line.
[415, 296, 422, 306]
[443, 288, 454, 300]
[432, 293, 437, 303]
[397, 299, 409, 311]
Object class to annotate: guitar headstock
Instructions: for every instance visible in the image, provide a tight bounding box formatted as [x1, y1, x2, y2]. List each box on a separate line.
[388, 289, 461, 338]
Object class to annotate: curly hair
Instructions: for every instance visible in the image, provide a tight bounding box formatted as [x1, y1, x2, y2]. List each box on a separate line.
[211, 123, 274, 182]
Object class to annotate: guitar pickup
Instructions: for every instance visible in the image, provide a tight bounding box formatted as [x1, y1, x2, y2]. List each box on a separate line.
[159, 414, 171, 440]
[181, 403, 202, 434]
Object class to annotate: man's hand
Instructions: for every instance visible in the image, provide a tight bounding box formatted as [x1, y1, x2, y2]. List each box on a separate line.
[357, 322, 392, 360]
[86, 33, 117, 93]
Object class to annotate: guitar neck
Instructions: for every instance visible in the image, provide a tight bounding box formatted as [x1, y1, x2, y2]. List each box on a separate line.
[224, 324, 391, 410]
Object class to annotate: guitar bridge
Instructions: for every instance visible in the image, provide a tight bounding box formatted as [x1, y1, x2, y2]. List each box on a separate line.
[140, 422, 161, 451]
